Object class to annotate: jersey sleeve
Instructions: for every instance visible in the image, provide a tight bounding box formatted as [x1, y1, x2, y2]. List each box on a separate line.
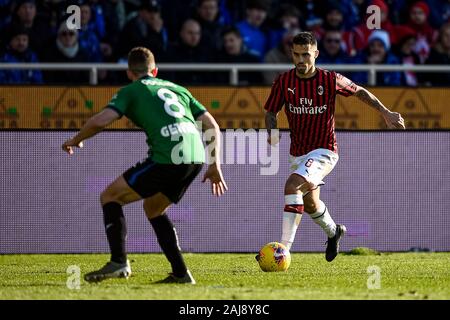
[335, 73, 358, 97]
[264, 74, 285, 113]
[189, 94, 207, 119]
[106, 87, 130, 117]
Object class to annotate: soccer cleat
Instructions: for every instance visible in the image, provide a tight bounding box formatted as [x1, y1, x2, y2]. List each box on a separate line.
[325, 224, 347, 262]
[84, 260, 131, 283]
[154, 270, 196, 284]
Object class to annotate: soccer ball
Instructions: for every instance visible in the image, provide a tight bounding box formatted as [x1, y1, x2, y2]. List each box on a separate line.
[256, 242, 291, 272]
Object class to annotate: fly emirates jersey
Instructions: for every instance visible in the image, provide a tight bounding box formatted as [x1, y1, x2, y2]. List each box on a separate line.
[264, 68, 358, 156]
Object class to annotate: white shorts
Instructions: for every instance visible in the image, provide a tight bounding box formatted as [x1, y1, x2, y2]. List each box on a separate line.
[288, 148, 339, 187]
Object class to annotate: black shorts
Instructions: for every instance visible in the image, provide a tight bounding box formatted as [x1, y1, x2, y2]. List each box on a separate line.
[123, 159, 204, 204]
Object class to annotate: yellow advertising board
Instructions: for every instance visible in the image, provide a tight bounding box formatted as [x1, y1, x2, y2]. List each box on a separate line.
[0, 86, 448, 129]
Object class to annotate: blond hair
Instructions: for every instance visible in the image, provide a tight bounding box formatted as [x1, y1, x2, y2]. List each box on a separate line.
[127, 47, 155, 75]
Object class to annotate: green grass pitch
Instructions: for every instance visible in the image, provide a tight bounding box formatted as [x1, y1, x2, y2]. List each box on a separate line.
[1, 252, 449, 300]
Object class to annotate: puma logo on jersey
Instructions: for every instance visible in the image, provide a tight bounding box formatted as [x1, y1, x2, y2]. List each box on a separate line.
[287, 87, 296, 95]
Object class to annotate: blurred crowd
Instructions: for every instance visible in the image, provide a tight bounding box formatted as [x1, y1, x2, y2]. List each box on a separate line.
[0, 0, 449, 86]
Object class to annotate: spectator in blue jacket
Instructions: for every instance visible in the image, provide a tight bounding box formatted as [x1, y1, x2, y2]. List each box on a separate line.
[235, 0, 270, 61]
[0, 0, 13, 32]
[0, 26, 43, 84]
[84, 0, 106, 39]
[78, 2, 102, 62]
[425, 0, 450, 29]
[2, 0, 52, 59]
[352, 30, 402, 86]
[339, 0, 368, 31]
[267, 4, 301, 50]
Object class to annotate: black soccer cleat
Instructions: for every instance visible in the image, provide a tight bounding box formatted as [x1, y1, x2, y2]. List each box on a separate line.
[154, 270, 196, 284]
[84, 260, 131, 283]
[325, 224, 347, 262]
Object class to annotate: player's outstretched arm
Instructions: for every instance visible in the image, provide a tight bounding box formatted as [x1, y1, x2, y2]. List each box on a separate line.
[61, 108, 121, 155]
[354, 86, 405, 129]
[197, 112, 228, 196]
[265, 111, 281, 145]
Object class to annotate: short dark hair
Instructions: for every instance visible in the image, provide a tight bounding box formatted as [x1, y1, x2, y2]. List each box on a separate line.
[292, 32, 317, 47]
[140, 0, 161, 12]
[221, 26, 242, 39]
[278, 4, 300, 18]
[198, 0, 218, 6]
[128, 47, 155, 74]
[246, 0, 270, 11]
[8, 25, 29, 43]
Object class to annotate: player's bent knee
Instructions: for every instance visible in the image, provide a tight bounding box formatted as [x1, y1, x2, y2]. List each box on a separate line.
[100, 189, 113, 205]
[285, 176, 317, 196]
[143, 195, 171, 220]
[144, 210, 164, 220]
[284, 174, 306, 194]
[303, 202, 318, 213]
[100, 188, 124, 206]
[143, 203, 165, 220]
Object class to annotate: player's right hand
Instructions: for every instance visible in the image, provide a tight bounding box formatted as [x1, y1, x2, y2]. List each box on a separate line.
[202, 164, 228, 196]
[62, 139, 83, 155]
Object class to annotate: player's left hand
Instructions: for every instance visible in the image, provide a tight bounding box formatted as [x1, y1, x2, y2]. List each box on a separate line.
[382, 111, 405, 129]
[202, 164, 228, 196]
[62, 139, 83, 155]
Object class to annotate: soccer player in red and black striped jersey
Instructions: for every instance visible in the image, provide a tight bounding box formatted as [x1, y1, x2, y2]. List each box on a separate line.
[264, 32, 405, 262]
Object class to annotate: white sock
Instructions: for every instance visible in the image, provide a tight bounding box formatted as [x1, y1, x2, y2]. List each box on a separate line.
[281, 194, 303, 250]
[308, 201, 336, 238]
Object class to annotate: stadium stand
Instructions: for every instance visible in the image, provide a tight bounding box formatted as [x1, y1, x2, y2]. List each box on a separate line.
[0, 0, 449, 85]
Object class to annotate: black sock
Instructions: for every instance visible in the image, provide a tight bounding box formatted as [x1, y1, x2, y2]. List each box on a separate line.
[149, 215, 187, 277]
[103, 202, 127, 264]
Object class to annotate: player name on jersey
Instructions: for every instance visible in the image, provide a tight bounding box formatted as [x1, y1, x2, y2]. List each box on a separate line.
[160, 122, 199, 138]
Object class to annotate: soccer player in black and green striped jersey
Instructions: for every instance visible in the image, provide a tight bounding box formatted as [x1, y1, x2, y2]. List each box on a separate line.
[62, 47, 227, 284]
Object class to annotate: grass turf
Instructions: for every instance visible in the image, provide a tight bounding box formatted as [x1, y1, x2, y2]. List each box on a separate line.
[0, 253, 449, 300]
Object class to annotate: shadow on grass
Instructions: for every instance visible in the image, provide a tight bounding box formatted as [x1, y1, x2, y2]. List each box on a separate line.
[342, 247, 381, 256]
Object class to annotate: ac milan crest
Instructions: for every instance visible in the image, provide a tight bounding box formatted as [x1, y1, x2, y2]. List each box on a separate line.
[317, 86, 324, 95]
